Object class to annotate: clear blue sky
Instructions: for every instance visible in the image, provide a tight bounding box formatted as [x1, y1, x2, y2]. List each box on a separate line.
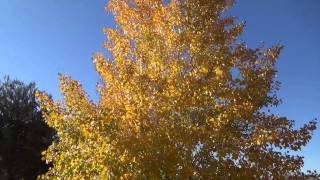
[0, 0, 319, 172]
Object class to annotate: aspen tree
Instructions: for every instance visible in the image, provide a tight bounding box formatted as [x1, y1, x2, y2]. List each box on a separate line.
[37, 0, 317, 179]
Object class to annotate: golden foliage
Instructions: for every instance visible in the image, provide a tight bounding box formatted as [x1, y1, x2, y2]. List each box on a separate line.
[37, 0, 317, 179]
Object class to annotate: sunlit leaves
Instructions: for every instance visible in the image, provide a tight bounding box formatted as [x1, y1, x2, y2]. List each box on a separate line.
[37, 0, 317, 179]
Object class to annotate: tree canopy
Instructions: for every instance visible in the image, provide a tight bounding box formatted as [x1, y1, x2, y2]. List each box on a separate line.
[0, 76, 55, 180]
[37, 0, 317, 179]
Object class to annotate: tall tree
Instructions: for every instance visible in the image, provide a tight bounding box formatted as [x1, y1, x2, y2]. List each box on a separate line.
[0, 76, 54, 180]
[37, 0, 317, 179]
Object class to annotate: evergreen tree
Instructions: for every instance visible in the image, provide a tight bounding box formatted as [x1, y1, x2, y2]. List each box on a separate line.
[0, 76, 54, 179]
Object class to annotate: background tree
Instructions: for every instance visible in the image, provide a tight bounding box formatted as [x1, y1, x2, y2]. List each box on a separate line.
[0, 76, 54, 180]
[37, 0, 317, 179]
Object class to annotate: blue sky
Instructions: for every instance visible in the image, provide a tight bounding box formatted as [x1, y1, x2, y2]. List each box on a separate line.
[0, 0, 319, 172]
